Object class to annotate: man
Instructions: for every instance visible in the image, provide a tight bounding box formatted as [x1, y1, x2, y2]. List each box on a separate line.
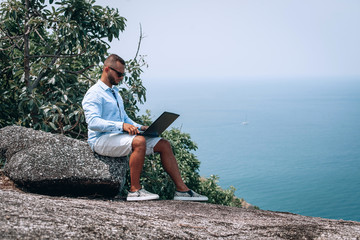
[82, 54, 208, 202]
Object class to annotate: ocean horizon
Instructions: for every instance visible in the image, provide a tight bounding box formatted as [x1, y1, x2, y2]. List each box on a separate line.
[139, 77, 360, 222]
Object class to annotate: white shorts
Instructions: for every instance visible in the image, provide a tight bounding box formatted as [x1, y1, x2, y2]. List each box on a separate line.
[93, 133, 162, 157]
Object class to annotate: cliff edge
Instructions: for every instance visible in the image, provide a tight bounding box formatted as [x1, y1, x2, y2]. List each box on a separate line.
[1, 177, 359, 239]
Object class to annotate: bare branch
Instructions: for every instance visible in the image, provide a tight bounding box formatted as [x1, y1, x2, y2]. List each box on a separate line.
[0, 26, 23, 50]
[31, 8, 59, 23]
[134, 23, 144, 60]
[24, 0, 31, 89]
[28, 45, 63, 92]
[28, 54, 85, 58]
[0, 44, 17, 51]
[33, 28, 53, 49]
[0, 35, 23, 40]
[64, 65, 95, 75]
[29, 47, 97, 91]
[79, 73, 96, 82]
[65, 66, 96, 82]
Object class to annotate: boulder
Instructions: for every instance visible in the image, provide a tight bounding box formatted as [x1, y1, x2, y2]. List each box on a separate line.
[0, 125, 128, 197]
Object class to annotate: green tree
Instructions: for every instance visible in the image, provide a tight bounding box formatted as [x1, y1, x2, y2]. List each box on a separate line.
[0, 0, 146, 138]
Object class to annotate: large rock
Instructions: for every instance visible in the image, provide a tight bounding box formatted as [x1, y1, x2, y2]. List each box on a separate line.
[0, 125, 128, 197]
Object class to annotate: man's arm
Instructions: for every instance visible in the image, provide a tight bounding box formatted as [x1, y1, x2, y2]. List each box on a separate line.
[82, 91, 143, 133]
[82, 91, 125, 133]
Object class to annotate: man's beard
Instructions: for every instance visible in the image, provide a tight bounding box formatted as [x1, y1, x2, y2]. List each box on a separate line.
[108, 74, 118, 86]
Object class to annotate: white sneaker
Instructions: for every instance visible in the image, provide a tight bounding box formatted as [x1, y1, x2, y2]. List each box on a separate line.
[126, 189, 159, 201]
[173, 190, 208, 201]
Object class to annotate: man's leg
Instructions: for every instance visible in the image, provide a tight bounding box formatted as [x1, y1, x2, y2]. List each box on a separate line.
[93, 133, 159, 201]
[153, 139, 189, 192]
[129, 135, 146, 192]
[127, 135, 160, 201]
[128, 136, 207, 201]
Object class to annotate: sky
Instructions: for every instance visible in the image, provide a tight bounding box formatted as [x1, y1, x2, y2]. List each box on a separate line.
[94, 0, 360, 82]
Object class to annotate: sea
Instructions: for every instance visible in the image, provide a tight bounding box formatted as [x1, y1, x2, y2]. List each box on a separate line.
[139, 77, 360, 222]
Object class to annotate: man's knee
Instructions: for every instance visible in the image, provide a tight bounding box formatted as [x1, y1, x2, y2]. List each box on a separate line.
[132, 135, 146, 150]
[154, 139, 172, 152]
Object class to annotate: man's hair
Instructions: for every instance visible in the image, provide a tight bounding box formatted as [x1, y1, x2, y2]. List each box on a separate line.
[104, 54, 125, 67]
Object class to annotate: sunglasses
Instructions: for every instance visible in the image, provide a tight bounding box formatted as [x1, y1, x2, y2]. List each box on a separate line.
[108, 66, 126, 78]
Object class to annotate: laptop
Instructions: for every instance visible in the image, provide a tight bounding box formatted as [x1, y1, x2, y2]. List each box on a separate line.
[138, 111, 179, 137]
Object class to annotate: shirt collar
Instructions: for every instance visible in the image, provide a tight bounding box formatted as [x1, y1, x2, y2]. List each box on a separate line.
[97, 80, 119, 92]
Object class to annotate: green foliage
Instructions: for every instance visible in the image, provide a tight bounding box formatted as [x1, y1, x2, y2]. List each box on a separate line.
[0, 0, 146, 138]
[198, 175, 242, 207]
[121, 56, 148, 121]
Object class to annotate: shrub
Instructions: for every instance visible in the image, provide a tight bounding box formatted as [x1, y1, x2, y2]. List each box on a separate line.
[198, 175, 242, 207]
[121, 112, 243, 207]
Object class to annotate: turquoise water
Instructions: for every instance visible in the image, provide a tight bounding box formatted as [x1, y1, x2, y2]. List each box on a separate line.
[139, 78, 360, 222]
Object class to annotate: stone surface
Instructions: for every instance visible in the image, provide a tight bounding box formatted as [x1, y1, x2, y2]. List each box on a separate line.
[0, 186, 359, 239]
[0, 125, 128, 196]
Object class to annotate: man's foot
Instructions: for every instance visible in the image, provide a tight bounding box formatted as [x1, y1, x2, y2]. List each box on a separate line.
[126, 189, 159, 201]
[173, 190, 208, 201]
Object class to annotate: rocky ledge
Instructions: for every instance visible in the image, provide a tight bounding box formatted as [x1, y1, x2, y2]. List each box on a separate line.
[1, 175, 360, 239]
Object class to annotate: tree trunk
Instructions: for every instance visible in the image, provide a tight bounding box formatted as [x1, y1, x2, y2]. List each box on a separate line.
[24, 0, 30, 92]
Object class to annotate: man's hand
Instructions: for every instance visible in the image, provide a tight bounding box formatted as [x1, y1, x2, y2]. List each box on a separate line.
[140, 126, 149, 131]
[123, 123, 139, 135]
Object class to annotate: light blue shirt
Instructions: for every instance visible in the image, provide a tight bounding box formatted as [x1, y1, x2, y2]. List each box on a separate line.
[82, 80, 142, 150]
